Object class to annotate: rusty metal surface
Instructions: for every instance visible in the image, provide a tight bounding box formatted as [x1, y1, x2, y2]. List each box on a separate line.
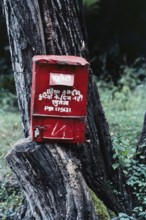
[30, 55, 88, 143]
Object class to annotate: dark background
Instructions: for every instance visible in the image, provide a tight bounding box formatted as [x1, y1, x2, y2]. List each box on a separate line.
[1, 0, 146, 86]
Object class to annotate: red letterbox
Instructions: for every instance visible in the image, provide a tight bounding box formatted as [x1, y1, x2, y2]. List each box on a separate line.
[30, 55, 89, 143]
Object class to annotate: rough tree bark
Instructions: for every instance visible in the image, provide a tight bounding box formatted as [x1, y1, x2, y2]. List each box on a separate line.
[3, 0, 134, 219]
[138, 112, 146, 161]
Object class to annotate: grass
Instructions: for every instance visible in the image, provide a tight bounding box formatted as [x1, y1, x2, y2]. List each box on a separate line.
[98, 82, 146, 219]
[0, 107, 23, 218]
[98, 83, 146, 149]
[0, 82, 146, 219]
[0, 110, 23, 176]
[1, 84, 145, 172]
[2, 84, 145, 174]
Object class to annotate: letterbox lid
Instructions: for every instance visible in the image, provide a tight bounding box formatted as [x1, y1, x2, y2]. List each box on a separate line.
[33, 55, 88, 66]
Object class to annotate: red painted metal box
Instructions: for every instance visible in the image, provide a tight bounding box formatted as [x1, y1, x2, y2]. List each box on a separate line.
[30, 55, 89, 143]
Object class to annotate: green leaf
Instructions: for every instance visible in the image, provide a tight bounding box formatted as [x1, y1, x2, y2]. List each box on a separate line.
[112, 163, 119, 170]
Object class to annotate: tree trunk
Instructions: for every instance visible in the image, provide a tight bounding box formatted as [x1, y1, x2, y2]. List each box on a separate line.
[3, 0, 46, 137]
[3, 0, 134, 218]
[7, 138, 98, 220]
[137, 112, 146, 162]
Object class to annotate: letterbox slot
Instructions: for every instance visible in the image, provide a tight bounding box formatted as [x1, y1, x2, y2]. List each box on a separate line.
[43, 137, 74, 140]
[33, 114, 85, 119]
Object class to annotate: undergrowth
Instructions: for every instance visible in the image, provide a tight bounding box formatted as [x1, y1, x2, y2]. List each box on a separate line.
[0, 71, 146, 219]
[98, 72, 146, 219]
[0, 76, 23, 219]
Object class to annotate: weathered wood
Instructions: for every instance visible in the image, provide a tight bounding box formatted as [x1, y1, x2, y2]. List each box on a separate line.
[3, 0, 46, 136]
[3, 0, 134, 218]
[38, 0, 133, 214]
[137, 112, 146, 162]
[6, 138, 98, 220]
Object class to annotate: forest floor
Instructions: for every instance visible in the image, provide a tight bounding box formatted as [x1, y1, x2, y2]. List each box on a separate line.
[0, 82, 146, 218]
[99, 82, 146, 153]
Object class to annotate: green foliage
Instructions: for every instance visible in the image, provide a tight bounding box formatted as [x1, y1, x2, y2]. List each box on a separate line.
[112, 136, 136, 169]
[83, 0, 98, 6]
[99, 80, 146, 219]
[0, 75, 16, 94]
[0, 82, 23, 218]
[0, 75, 22, 176]
[0, 175, 22, 219]
[0, 69, 146, 218]
[0, 75, 17, 112]
[0, 92, 17, 113]
[85, 0, 146, 82]
[0, 56, 11, 76]
[0, 112, 23, 175]
[98, 80, 145, 141]
[118, 61, 146, 90]
[127, 160, 146, 219]
[112, 213, 135, 220]
[90, 190, 110, 220]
